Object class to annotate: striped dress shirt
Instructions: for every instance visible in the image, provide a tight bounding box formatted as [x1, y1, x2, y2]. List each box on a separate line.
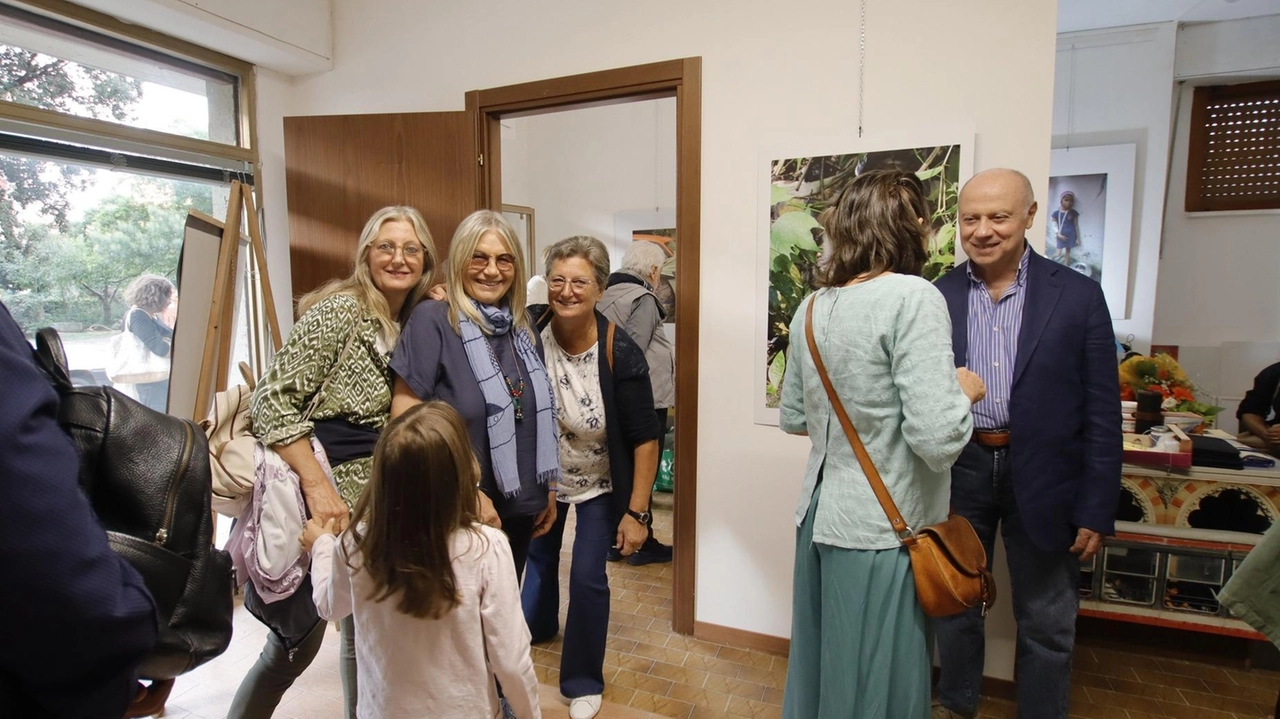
[966, 246, 1031, 430]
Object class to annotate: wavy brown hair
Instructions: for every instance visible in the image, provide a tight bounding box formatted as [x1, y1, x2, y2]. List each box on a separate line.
[347, 401, 482, 619]
[816, 169, 932, 287]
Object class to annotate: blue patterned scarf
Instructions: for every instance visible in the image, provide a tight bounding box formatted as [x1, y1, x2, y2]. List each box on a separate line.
[458, 301, 559, 497]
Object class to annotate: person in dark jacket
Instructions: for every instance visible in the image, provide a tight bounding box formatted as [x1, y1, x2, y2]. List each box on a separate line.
[522, 235, 662, 719]
[0, 300, 158, 718]
[598, 240, 675, 566]
[121, 274, 176, 412]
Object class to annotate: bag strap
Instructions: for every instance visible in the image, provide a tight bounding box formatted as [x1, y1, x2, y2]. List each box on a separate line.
[33, 327, 73, 391]
[804, 295, 915, 544]
[302, 321, 361, 423]
[606, 322, 615, 373]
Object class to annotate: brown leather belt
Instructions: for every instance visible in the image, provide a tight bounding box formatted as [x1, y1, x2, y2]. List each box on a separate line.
[972, 430, 1011, 448]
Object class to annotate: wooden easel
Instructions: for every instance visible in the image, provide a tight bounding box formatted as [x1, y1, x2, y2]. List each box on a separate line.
[192, 180, 283, 421]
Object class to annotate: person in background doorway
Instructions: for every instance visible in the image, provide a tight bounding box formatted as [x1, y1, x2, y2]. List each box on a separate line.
[304, 401, 541, 719]
[931, 169, 1122, 719]
[523, 235, 661, 719]
[778, 170, 981, 719]
[527, 274, 549, 305]
[122, 274, 176, 412]
[597, 239, 675, 565]
[0, 299, 158, 718]
[1235, 361, 1280, 454]
[230, 206, 438, 719]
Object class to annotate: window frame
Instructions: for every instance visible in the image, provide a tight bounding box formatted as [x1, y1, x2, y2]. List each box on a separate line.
[0, 0, 257, 173]
[1185, 78, 1280, 213]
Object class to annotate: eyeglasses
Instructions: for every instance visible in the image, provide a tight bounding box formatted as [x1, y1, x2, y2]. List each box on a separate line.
[374, 242, 424, 259]
[548, 277, 595, 292]
[470, 253, 516, 272]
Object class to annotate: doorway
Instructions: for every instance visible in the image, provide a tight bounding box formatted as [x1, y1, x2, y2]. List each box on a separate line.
[283, 58, 702, 634]
[473, 58, 701, 634]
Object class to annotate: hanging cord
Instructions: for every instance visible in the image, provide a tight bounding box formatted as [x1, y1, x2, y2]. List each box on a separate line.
[858, 0, 866, 137]
[1066, 43, 1077, 151]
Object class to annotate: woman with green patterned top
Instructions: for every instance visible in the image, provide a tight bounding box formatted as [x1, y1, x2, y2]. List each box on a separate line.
[228, 206, 438, 719]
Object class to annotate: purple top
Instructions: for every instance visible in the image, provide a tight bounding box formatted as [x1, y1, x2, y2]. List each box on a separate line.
[390, 300, 546, 518]
[966, 246, 1031, 430]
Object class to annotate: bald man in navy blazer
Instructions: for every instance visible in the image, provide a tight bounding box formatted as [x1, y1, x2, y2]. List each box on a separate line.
[931, 169, 1121, 719]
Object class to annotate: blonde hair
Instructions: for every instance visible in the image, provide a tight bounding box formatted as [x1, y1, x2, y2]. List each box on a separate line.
[443, 209, 531, 337]
[298, 206, 438, 343]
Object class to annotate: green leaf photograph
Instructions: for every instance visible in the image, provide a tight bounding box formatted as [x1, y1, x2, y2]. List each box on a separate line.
[764, 144, 963, 409]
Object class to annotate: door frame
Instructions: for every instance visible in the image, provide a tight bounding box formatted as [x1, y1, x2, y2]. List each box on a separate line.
[468, 57, 701, 634]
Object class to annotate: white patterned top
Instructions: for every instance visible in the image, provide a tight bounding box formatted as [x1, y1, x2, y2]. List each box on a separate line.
[541, 326, 611, 504]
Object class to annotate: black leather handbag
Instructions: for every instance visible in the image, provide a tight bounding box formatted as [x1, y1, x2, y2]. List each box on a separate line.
[33, 328, 234, 680]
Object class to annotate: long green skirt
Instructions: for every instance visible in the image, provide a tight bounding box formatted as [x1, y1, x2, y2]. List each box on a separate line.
[782, 482, 931, 719]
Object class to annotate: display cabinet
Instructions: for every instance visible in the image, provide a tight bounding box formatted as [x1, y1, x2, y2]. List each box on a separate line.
[1078, 463, 1279, 638]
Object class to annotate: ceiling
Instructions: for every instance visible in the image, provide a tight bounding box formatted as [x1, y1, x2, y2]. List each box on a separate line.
[1057, 0, 1280, 33]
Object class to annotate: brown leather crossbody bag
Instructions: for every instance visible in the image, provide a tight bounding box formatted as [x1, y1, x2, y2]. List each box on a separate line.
[804, 297, 995, 618]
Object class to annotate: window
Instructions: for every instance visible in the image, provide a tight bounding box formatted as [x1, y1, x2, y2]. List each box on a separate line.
[1185, 79, 1280, 212]
[0, 1, 257, 414]
[0, 6, 240, 145]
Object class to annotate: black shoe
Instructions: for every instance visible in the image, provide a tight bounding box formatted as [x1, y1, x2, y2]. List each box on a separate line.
[627, 538, 673, 566]
[606, 547, 624, 562]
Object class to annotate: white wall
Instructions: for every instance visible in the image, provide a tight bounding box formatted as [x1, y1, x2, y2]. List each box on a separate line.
[251, 0, 1059, 679]
[78, 0, 333, 74]
[1051, 23, 1179, 352]
[254, 68, 297, 334]
[1050, 16, 1280, 418]
[1151, 17, 1280, 411]
[501, 99, 677, 269]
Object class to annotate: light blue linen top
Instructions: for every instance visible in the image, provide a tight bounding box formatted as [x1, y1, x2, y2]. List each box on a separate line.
[780, 274, 974, 550]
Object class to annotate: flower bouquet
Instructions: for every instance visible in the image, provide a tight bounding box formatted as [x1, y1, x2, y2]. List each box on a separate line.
[1118, 353, 1223, 430]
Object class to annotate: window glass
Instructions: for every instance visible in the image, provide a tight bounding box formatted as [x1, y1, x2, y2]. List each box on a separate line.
[0, 12, 239, 146]
[0, 151, 231, 413]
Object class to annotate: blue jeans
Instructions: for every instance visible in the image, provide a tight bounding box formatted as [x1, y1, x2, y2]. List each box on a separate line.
[934, 442, 1079, 719]
[522, 493, 613, 698]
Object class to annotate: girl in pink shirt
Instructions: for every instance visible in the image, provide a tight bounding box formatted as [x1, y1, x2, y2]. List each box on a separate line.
[302, 401, 541, 719]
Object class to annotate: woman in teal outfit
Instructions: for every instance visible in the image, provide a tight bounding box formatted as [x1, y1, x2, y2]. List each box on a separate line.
[779, 170, 985, 719]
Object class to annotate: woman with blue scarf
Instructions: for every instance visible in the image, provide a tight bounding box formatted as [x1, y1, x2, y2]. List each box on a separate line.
[391, 210, 560, 579]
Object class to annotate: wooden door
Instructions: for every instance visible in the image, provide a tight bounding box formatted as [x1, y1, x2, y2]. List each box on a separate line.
[282, 111, 479, 303]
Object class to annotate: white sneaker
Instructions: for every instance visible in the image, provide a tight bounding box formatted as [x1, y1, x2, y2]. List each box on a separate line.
[568, 694, 602, 719]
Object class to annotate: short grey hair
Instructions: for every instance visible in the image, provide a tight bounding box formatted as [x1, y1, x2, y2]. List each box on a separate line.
[621, 240, 666, 277]
[544, 235, 610, 288]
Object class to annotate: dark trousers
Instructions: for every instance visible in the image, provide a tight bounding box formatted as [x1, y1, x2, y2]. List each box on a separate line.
[522, 493, 614, 698]
[228, 615, 357, 718]
[503, 513, 536, 582]
[934, 442, 1080, 719]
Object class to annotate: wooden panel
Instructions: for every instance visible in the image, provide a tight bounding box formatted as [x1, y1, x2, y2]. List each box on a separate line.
[671, 56, 702, 636]
[475, 59, 685, 111]
[1185, 79, 1280, 213]
[283, 111, 479, 304]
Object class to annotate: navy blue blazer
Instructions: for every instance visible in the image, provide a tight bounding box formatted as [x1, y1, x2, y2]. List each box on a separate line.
[934, 250, 1122, 551]
[0, 302, 157, 717]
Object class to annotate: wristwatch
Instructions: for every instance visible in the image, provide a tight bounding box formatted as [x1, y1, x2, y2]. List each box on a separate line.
[626, 508, 653, 525]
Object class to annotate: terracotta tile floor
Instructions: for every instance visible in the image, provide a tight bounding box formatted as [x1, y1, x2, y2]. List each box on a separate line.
[163, 490, 1278, 718]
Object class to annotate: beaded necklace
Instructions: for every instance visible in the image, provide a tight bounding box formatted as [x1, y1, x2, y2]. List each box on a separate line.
[485, 334, 526, 420]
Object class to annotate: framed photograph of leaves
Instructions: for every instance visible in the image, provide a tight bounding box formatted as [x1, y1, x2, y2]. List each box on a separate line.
[754, 132, 973, 425]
